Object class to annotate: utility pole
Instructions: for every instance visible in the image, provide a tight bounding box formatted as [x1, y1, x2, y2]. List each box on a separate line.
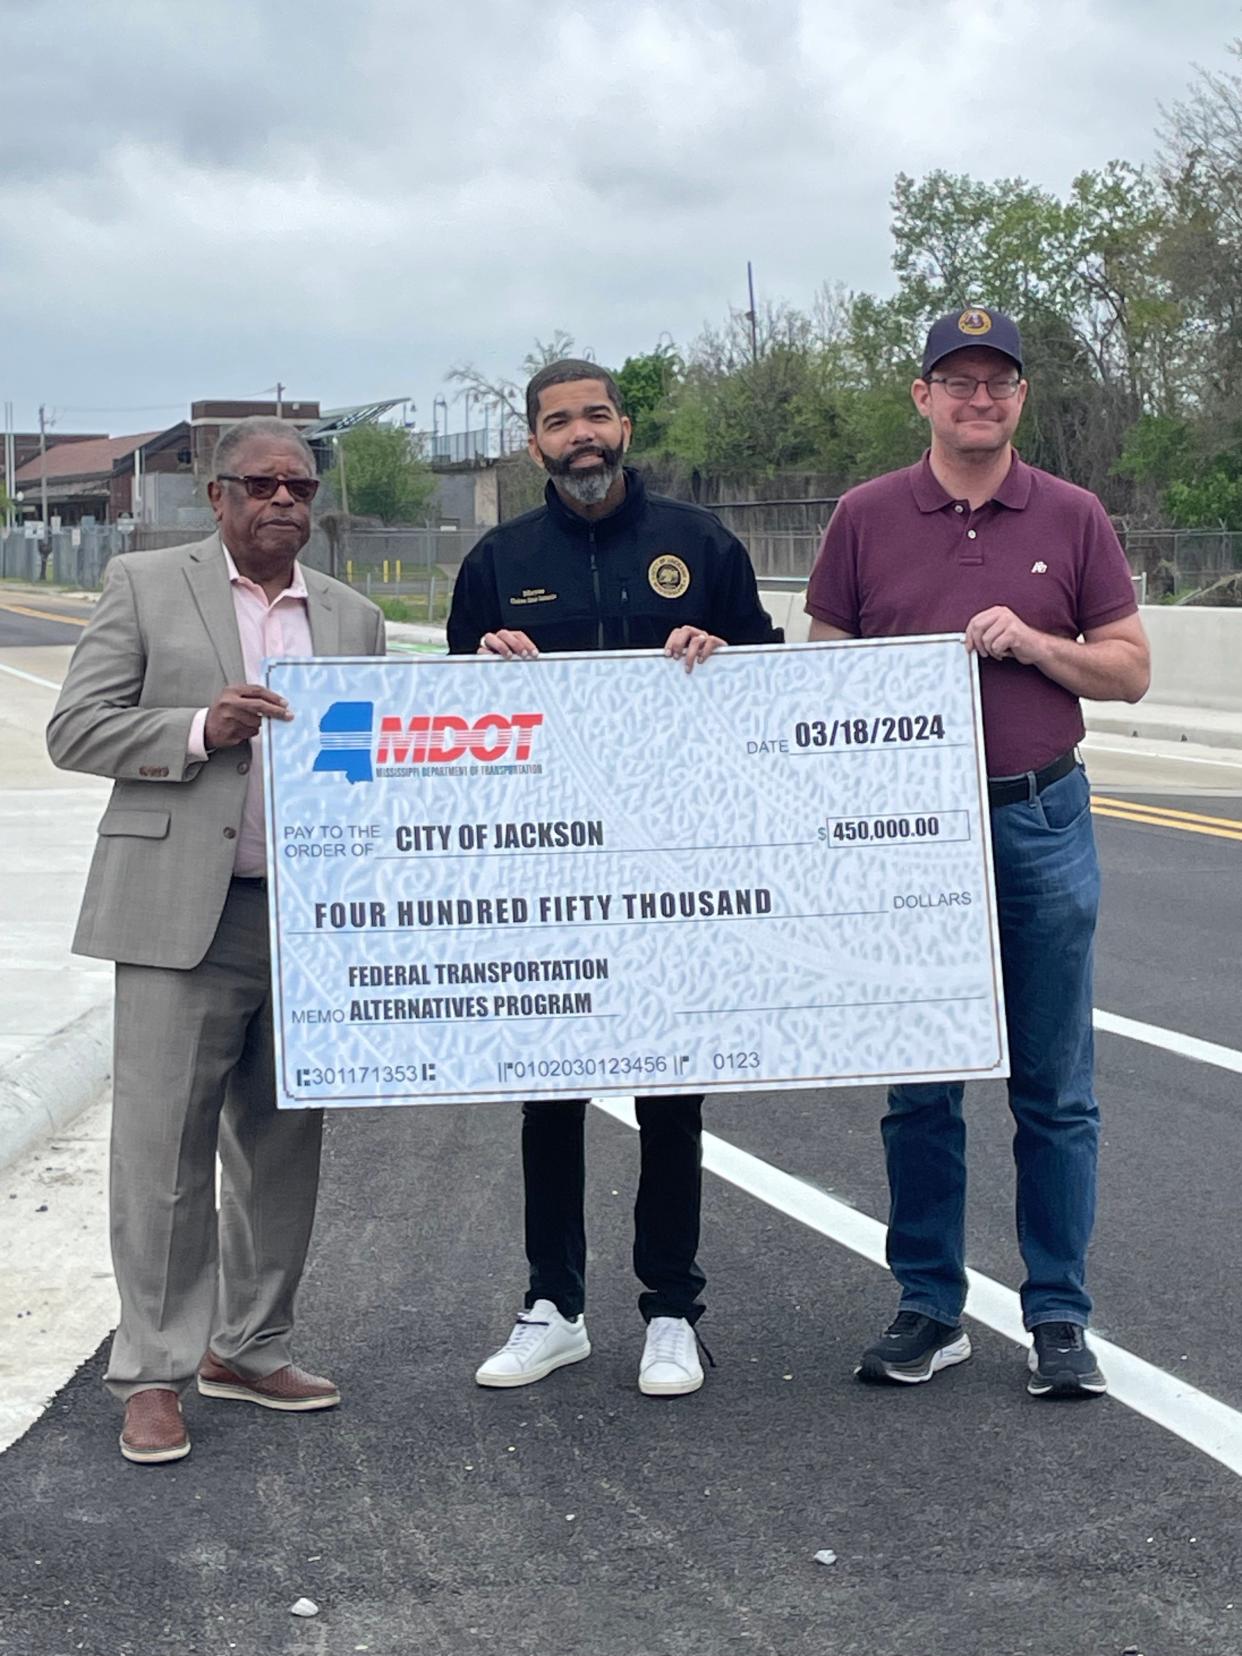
[334, 435, 350, 515]
[275, 382, 284, 417]
[38, 404, 50, 577]
[746, 261, 759, 364]
[3, 401, 15, 530]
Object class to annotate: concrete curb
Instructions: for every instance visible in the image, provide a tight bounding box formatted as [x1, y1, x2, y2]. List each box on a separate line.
[0, 1001, 112, 1177]
[384, 620, 447, 652]
[1086, 708, 1242, 751]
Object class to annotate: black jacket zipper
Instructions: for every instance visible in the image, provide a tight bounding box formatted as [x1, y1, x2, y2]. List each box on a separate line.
[588, 527, 605, 650]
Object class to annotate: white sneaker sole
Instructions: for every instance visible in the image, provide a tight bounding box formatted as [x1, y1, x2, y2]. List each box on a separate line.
[857, 1330, 973, 1384]
[639, 1370, 704, 1397]
[196, 1377, 341, 1411]
[1025, 1346, 1108, 1397]
[475, 1341, 591, 1389]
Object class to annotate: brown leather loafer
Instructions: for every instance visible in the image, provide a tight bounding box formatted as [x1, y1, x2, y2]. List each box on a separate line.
[120, 1388, 191, 1464]
[196, 1350, 341, 1412]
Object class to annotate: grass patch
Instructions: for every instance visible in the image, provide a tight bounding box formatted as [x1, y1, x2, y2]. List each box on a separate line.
[374, 590, 452, 624]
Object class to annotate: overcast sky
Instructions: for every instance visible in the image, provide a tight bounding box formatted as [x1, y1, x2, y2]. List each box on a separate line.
[1, 0, 1237, 437]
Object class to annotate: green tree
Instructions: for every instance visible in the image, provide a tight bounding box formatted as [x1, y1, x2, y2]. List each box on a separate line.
[656, 301, 857, 475]
[325, 424, 436, 524]
[617, 342, 681, 449]
[1114, 413, 1193, 493]
[1165, 467, 1242, 529]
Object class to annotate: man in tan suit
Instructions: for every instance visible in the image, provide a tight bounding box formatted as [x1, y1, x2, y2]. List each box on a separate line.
[48, 417, 385, 1464]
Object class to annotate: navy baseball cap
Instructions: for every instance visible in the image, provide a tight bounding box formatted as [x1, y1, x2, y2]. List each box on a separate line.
[921, 307, 1023, 378]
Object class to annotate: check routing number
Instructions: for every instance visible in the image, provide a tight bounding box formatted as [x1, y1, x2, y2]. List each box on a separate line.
[262, 639, 1009, 1108]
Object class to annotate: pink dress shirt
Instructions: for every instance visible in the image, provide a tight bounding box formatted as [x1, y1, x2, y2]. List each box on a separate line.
[187, 547, 313, 877]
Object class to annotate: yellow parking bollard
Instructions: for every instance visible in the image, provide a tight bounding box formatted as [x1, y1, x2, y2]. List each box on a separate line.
[346, 559, 354, 585]
[383, 559, 390, 586]
[395, 559, 402, 586]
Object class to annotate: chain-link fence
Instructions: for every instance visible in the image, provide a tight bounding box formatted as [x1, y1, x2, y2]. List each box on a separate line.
[5, 515, 1240, 609]
[0, 525, 118, 587]
[1118, 529, 1242, 603]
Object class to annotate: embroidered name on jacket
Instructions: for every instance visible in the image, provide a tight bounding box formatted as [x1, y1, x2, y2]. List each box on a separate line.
[508, 588, 559, 606]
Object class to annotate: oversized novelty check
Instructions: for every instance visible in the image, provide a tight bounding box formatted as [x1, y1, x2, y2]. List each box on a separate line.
[262, 639, 1008, 1108]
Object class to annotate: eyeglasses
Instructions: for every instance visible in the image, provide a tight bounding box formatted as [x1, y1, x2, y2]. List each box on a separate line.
[926, 374, 1022, 401]
[216, 473, 320, 502]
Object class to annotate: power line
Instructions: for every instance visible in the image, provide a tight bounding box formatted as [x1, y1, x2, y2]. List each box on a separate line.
[51, 388, 286, 415]
[50, 402, 187, 415]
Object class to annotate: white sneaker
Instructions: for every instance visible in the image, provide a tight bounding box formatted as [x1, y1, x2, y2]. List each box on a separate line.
[474, 1299, 591, 1388]
[638, 1316, 704, 1396]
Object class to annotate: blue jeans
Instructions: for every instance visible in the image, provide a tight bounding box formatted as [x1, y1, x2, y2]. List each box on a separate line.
[883, 762, 1100, 1331]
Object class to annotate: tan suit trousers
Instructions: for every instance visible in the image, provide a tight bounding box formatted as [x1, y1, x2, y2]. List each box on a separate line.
[105, 880, 323, 1400]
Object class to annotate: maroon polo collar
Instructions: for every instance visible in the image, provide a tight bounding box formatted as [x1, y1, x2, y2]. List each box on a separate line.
[907, 449, 1034, 514]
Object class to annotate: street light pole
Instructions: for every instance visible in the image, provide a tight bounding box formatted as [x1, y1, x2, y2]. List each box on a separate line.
[3, 401, 15, 530]
[433, 395, 449, 459]
[38, 404, 49, 533]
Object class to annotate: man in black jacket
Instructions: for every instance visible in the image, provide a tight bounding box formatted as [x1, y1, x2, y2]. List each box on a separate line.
[449, 358, 779, 1398]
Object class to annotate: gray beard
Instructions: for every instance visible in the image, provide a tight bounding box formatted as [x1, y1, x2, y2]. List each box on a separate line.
[556, 460, 622, 505]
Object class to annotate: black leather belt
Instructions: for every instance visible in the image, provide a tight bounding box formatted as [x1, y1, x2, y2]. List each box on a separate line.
[987, 748, 1077, 808]
[230, 875, 267, 888]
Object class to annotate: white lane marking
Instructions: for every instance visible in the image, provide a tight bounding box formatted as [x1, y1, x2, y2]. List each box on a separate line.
[593, 1097, 1242, 1478]
[1085, 737, 1242, 771]
[1095, 1010, 1242, 1077]
[0, 661, 61, 691]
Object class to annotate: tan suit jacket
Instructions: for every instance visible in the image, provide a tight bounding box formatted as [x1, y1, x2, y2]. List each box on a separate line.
[47, 533, 386, 969]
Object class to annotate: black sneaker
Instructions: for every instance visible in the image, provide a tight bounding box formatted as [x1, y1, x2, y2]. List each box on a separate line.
[856, 1310, 972, 1384]
[1026, 1322, 1108, 1398]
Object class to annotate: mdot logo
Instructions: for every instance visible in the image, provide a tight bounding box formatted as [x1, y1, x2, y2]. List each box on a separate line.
[313, 701, 544, 785]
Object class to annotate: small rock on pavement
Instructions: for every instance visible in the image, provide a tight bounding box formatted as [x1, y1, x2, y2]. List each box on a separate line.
[290, 1598, 319, 1618]
[814, 1549, 837, 1566]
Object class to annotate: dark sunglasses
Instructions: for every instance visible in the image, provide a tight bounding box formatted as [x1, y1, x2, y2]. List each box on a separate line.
[216, 472, 320, 502]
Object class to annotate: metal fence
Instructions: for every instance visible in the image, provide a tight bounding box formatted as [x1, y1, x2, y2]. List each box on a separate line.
[1118, 529, 1242, 602]
[325, 525, 480, 598]
[429, 427, 526, 464]
[0, 525, 118, 587]
[4, 516, 1240, 608]
[0, 520, 483, 596]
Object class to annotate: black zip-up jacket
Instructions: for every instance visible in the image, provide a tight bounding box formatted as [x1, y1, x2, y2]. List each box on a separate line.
[446, 469, 781, 655]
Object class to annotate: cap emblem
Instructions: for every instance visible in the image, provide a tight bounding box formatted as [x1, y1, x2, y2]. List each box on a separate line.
[958, 307, 992, 337]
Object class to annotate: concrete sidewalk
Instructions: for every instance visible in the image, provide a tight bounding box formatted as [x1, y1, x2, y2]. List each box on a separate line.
[0, 649, 112, 1175]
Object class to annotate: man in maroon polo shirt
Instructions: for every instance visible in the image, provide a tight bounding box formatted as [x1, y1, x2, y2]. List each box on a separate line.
[806, 306, 1149, 1398]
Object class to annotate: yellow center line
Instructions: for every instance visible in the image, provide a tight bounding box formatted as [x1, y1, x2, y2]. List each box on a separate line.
[1091, 802, 1242, 843]
[0, 599, 89, 627]
[1093, 796, 1242, 829]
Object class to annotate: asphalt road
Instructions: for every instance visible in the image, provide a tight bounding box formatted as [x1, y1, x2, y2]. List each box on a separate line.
[0, 591, 93, 648]
[1, 625, 1240, 1656]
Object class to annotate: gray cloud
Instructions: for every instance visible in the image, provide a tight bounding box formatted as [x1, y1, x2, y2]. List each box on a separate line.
[0, 0, 1235, 430]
